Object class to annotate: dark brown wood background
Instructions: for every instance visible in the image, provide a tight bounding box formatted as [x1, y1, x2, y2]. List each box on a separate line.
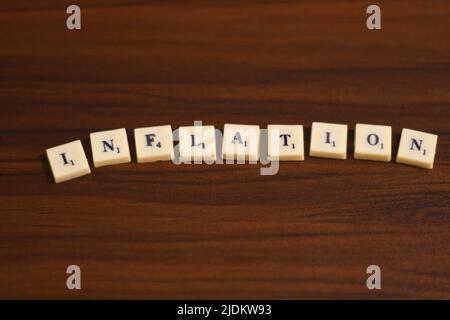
[1, 0, 449, 299]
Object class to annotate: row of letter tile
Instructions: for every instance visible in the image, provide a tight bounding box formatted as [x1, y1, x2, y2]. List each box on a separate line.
[46, 123, 438, 183]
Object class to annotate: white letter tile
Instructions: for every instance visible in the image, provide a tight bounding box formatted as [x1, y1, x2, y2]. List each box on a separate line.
[267, 125, 304, 161]
[90, 128, 131, 168]
[310, 122, 348, 160]
[222, 124, 260, 163]
[46, 140, 91, 183]
[396, 128, 438, 169]
[354, 124, 392, 162]
[179, 125, 217, 163]
[135, 125, 173, 163]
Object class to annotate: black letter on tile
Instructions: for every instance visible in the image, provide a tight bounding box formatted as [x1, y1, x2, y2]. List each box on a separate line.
[325, 132, 335, 146]
[191, 134, 205, 149]
[325, 132, 331, 144]
[367, 134, 380, 146]
[232, 132, 244, 145]
[280, 134, 291, 147]
[145, 134, 156, 147]
[102, 140, 115, 152]
[410, 138, 423, 151]
[60, 153, 74, 166]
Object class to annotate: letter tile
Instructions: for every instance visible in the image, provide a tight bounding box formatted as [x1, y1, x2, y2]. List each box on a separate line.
[135, 125, 173, 163]
[222, 124, 260, 162]
[354, 124, 392, 162]
[310, 122, 348, 160]
[90, 128, 131, 168]
[46, 140, 91, 183]
[178, 125, 217, 163]
[396, 128, 438, 169]
[267, 125, 304, 161]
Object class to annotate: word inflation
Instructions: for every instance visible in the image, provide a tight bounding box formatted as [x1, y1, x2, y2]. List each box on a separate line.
[46, 122, 438, 183]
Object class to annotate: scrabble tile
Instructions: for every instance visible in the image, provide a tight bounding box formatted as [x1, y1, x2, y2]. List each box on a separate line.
[310, 122, 348, 160]
[354, 124, 392, 162]
[46, 140, 91, 183]
[134, 125, 173, 163]
[267, 125, 304, 161]
[178, 125, 217, 163]
[222, 124, 260, 162]
[90, 128, 131, 168]
[396, 128, 438, 169]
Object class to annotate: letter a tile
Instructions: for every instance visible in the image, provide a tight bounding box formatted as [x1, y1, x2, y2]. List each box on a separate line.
[222, 124, 260, 163]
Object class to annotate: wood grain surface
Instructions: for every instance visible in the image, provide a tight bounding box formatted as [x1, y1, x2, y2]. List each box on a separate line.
[1, 0, 450, 299]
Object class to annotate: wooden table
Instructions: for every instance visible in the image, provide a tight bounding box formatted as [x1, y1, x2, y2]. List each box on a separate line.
[1, 0, 449, 299]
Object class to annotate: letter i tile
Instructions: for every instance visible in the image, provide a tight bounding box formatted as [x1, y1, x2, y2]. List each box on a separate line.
[46, 140, 91, 183]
